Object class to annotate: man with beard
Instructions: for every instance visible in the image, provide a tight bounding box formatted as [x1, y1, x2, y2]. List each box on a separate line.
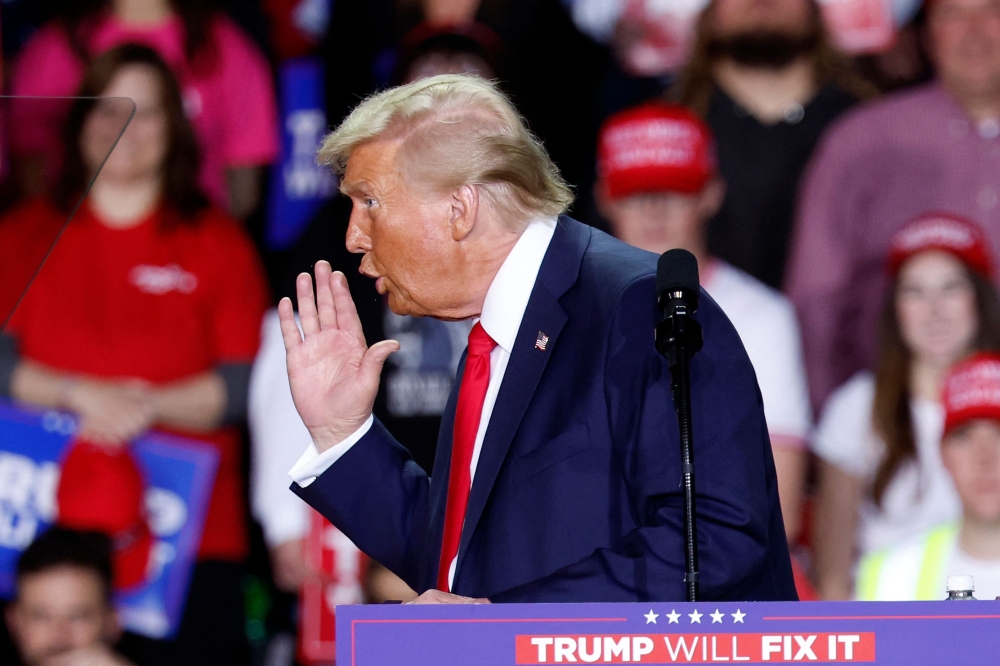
[672, 0, 872, 290]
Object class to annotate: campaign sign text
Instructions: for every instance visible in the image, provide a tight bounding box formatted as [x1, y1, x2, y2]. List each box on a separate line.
[0, 400, 218, 638]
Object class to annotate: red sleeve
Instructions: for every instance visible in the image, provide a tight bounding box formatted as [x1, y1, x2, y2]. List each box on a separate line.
[214, 17, 280, 167]
[201, 210, 269, 363]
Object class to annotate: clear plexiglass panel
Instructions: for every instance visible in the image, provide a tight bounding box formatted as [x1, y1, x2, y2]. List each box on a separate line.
[0, 96, 136, 331]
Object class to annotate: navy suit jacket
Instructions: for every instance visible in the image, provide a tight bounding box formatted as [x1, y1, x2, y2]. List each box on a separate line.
[293, 216, 797, 602]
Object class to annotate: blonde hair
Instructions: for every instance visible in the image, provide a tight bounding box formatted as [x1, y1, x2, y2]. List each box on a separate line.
[317, 74, 574, 227]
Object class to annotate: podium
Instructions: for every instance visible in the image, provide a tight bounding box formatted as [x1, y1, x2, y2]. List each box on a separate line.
[337, 600, 1000, 664]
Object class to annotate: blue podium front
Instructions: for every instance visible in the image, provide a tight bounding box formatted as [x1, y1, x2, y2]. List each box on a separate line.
[337, 601, 1000, 664]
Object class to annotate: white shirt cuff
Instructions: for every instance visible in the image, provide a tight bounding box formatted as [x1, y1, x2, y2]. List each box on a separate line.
[288, 415, 374, 488]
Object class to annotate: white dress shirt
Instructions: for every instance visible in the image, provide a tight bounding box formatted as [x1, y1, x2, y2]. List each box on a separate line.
[248, 310, 313, 548]
[288, 217, 558, 586]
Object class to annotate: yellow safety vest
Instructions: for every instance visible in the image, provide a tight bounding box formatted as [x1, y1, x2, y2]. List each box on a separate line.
[856, 523, 960, 601]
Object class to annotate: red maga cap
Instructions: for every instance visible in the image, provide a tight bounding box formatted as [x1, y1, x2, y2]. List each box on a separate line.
[943, 353, 1000, 436]
[597, 102, 716, 200]
[57, 439, 153, 590]
[887, 212, 992, 279]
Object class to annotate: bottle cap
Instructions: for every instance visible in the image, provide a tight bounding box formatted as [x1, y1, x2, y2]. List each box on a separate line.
[947, 575, 975, 592]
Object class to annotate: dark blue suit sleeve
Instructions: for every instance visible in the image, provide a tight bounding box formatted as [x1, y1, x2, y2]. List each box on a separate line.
[291, 419, 432, 590]
[491, 279, 793, 602]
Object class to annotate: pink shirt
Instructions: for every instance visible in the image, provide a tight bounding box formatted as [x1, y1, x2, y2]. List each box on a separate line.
[10, 13, 279, 207]
[786, 82, 1000, 410]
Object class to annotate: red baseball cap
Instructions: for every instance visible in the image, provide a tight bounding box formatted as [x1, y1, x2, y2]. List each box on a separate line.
[597, 102, 717, 200]
[57, 439, 153, 590]
[942, 353, 1000, 437]
[887, 212, 993, 279]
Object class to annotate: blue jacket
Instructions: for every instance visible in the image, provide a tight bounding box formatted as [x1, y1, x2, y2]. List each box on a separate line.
[293, 216, 797, 602]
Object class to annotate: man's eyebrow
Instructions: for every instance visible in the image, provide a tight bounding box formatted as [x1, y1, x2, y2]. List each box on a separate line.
[340, 179, 371, 198]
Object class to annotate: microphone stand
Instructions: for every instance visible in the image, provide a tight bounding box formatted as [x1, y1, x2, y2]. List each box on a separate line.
[656, 289, 703, 602]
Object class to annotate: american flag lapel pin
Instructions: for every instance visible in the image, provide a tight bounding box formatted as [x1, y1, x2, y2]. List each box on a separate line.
[535, 331, 550, 351]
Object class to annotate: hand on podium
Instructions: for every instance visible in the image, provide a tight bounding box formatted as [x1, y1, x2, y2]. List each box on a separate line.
[406, 590, 491, 605]
[278, 260, 399, 452]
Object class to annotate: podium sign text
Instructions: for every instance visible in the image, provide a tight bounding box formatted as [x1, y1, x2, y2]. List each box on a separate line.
[337, 601, 1000, 665]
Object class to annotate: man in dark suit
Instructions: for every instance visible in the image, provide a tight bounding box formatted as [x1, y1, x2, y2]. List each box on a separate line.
[279, 74, 796, 603]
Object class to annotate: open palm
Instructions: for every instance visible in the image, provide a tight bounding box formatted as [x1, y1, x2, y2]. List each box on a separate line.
[278, 261, 398, 451]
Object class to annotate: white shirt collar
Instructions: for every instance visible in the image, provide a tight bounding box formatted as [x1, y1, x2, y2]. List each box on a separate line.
[479, 217, 557, 353]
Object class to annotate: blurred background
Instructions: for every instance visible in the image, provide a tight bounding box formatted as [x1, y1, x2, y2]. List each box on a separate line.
[1, 0, 1000, 664]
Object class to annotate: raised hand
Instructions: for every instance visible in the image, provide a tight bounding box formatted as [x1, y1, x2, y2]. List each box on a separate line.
[278, 260, 399, 452]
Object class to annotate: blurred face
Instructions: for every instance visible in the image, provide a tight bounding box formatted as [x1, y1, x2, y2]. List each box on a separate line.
[82, 64, 169, 184]
[929, 0, 1000, 100]
[604, 193, 703, 255]
[711, 0, 813, 39]
[943, 419, 1000, 523]
[6, 566, 117, 666]
[896, 251, 978, 365]
[342, 140, 470, 318]
[601, 180, 723, 256]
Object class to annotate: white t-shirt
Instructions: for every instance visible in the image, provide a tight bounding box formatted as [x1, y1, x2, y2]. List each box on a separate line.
[813, 371, 960, 554]
[949, 546, 1000, 600]
[703, 260, 812, 445]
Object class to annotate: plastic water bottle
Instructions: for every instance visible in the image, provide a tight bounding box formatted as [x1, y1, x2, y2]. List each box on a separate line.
[946, 575, 977, 600]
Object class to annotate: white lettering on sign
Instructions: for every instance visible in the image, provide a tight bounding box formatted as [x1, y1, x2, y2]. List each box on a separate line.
[555, 637, 578, 662]
[284, 109, 337, 200]
[0, 453, 59, 549]
[762, 636, 782, 661]
[733, 636, 750, 661]
[838, 636, 860, 660]
[604, 637, 630, 662]
[710, 636, 728, 662]
[793, 636, 817, 661]
[518, 633, 874, 663]
[579, 637, 601, 663]
[533, 638, 554, 662]
[665, 636, 698, 661]
[633, 637, 654, 662]
[145, 488, 187, 537]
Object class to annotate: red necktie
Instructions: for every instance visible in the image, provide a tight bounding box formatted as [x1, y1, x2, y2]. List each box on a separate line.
[437, 321, 497, 591]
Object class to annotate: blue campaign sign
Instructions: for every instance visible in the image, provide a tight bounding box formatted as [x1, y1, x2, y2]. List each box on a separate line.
[0, 400, 218, 638]
[265, 57, 337, 251]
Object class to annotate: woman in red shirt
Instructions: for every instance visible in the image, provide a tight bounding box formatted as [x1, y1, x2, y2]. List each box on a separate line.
[0, 44, 267, 665]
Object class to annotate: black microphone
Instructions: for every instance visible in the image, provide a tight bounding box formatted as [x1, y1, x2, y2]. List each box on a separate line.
[654, 248, 703, 603]
[655, 249, 703, 365]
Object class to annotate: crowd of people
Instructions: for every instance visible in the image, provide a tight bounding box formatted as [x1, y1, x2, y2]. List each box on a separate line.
[0, 0, 999, 663]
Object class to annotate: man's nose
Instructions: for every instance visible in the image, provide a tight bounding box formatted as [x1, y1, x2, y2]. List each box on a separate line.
[346, 223, 368, 255]
[345, 211, 371, 255]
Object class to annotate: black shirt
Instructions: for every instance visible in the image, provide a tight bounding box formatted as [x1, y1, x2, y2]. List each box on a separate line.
[705, 84, 856, 289]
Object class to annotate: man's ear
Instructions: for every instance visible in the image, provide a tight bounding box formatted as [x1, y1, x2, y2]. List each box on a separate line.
[449, 184, 479, 241]
[696, 178, 726, 219]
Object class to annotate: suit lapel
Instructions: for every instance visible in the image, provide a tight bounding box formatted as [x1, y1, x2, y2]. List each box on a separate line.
[453, 217, 591, 584]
